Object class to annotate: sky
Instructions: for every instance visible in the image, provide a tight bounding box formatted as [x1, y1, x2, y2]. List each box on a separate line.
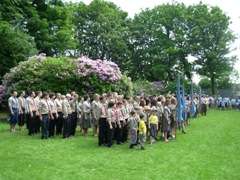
[65, 0, 240, 83]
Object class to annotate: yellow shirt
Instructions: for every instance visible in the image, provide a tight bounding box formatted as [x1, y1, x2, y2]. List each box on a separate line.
[139, 119, 146, 134]
[149, 114, 158, 125]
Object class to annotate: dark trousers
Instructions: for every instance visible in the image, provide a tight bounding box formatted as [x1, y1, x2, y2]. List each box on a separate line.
[106, 122, 115, 147]
[63, 115, 71, 138]
[49, 113, 57, 137]
[56, 112, 63, 135]
[122, 119, 128, 142]
[71, 112, 77, 136]
[35, 115, 40, 133]
[115, 122, 123, 144]
[150, 124, 158, 140]
[98, 118, 107, 146]
[18, 112, 25, 127]
[28, 111, 36, 135]
[201, 104, 207, 116]
[26, 113, 30, 129]
[41, 114, 49, 139]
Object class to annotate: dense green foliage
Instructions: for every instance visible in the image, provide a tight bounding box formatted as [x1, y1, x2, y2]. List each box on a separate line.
[0, 21, 37, 79]
[0, 0, 236, 95]
[72, 0, 131, 71]
[3, 56, 133, 96]
[0, 110, 239, 179]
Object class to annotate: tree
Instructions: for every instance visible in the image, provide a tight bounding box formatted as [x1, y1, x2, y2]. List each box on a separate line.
[187, 3, 235, 95]
[129, 3, 191, 82]
[0, 21, 37, 79]
[73, 0, 131, 71]
[0, 0, 76, 56]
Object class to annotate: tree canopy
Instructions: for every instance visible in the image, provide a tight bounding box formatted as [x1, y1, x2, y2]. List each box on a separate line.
[0, 0, 236, 95]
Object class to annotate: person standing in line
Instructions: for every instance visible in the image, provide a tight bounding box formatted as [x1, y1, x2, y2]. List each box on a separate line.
[163, 99, 171, 143]
[106, 101, 115, 147]
[201, 96, 207, 116]
[8, 90, 20, 132]
[34, 91, 42, 133]
[169, 97, 177, 139]
[149, 107, 159, 144]
[156, 97, 163, 138]
[70, 94, 79, 136]
[25, 92, 31, 130]
[91, 94, 101, 137]
[77, 96, 84, 134]
[55, 93, 63, 135]
[114, 101, 123, 144]
[98, 96, 108, 146]
[38, 92, 50, 139]
[18, 91, 26, 131]
[26, 91, 37, 135]
[82, 95, 91, 136]
[62, 95, 72, 138]
[48, 93, 58, 137]
[138, 113, 146, 150]
[128, 111, 138, 149]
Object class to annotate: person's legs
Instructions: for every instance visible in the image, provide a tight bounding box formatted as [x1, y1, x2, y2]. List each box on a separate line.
[139, 134, 145, 150]
[122, 119, 128, 142]
[98, 118, 104, 146]
[129, 129, 137, 148]
[107, 123, 114, 147]
[72, 112, 77, 136]
[42, 114, 49, 139]
[56, 112, 63, 135]
[62, 117, 68, 138]
[49, 119, 53, 137]
[115, 124, 122, 144]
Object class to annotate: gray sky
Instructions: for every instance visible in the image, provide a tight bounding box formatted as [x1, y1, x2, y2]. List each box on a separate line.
[65, 0, 240, 83]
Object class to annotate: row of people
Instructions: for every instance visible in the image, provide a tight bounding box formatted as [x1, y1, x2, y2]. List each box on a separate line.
[8, 90, 201, 149]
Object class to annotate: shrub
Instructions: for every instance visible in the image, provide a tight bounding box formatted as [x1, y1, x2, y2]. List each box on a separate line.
[3, 55, 132, 97]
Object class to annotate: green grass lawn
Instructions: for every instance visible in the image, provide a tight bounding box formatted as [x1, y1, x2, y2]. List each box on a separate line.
[0, 110, 240, 180]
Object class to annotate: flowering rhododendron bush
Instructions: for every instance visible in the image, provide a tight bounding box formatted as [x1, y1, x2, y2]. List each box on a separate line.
[76, 57, 122, 82]
[2, 55, 132, 96]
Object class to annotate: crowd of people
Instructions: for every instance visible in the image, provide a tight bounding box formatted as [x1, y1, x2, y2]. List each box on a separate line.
[215, 96, 240, 110]
[8, 90, 211, 150]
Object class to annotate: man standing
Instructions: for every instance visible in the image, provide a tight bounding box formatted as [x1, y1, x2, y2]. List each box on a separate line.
[8, 90, 20, 132]
[34, 91, 42, 133]
[26, 91, 37, 135]
[38, 92, 50, 139]
[70, 94, 79, 136]
[55, 93, 63, 135]
[18, 91, 26, 131]
[62, 94, 72, 138]
[91, 94, 101, 136]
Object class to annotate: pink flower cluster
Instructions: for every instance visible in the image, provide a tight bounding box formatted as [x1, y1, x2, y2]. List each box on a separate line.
[0, 85, 6, 104]
[75, 56, 122, 82]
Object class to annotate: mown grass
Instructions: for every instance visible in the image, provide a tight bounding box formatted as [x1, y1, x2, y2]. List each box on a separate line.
[0, 110, 240, 180]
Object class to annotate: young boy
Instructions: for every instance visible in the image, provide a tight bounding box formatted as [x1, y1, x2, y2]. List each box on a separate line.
[149, 107, 159, 144]
[138, 114, 146, 150]
[128, 111, 138, 149]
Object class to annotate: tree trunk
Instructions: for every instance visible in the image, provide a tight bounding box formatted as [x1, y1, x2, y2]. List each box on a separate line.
[210, 74, 215, 95]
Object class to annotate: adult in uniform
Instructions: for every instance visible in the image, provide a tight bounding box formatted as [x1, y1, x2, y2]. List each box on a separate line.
[18, 91, 26, 130]
[70, 94, 79, 136]
[98, 96, 108, 146]
[8, 90, 19, 132]
[34, 91, 42, 133]
[38, 92, 50, 139]
[48, 93, 58, 137]
[62, 95, 72, 138]
[26, 91, 38, 135]
[91, 94, 101, 137]
[82, 95, 91, 136]
[55, 93, 63, 135]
